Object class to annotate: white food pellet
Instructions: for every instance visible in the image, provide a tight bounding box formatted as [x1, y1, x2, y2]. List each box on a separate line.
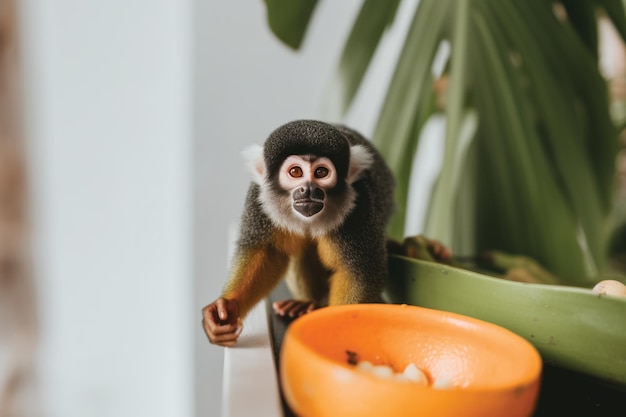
[432, 377, 453, 389]
[354, 360, 431, 386]
[394, 374, 410, 382]
[356, 360, 374, 372]
[372, 365, 394, 378]
[402, 363, 429, 385]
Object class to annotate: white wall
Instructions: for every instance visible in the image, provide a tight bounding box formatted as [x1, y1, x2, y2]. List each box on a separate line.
[20, 1, 192, 417]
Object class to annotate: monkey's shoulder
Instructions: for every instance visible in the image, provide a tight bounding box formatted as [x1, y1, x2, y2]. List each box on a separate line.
[238, 184, 308, 250]
[238, 184, 276, 247]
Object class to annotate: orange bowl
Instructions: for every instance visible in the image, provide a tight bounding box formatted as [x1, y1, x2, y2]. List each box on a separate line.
[279, 304, 542, 417]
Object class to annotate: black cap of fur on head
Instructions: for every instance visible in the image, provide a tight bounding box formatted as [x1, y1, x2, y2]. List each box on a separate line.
[263, 120, 351, 181]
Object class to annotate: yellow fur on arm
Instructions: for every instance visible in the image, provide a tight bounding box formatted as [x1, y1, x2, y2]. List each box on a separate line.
[222, 245, 289, 318]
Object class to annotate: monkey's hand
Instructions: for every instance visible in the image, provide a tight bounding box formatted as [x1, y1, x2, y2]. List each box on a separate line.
[400, 235, 452, 263]
[272, 299, 316, 318]
[202, 297, 243, 347]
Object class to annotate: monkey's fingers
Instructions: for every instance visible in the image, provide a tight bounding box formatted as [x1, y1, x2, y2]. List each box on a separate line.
[403, 235, 452, 263]
[428, 241, 452, 262]
[214, 297, 239, 322]
[207, 326, 243, 347]
[202, 318, 243, 346]
[273, 299, 297, 316]
[202, 299, 243, 346]
[273, 299, 316, 318]
[204, 319, 241, 335]
[202, 304, 226, 327]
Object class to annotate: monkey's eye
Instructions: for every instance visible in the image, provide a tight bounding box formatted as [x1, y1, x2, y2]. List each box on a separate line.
[314, 167, 329, 178]
[289, 166, 303, 178]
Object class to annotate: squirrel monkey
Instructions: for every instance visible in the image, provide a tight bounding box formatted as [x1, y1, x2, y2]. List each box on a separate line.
[201, 120, 448, 347]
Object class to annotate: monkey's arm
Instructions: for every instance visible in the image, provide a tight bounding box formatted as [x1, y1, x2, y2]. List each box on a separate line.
[202, 244, 289, 346]
[222, 245, 290, 317]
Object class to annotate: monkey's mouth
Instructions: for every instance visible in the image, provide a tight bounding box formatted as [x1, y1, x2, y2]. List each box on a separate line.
[293, 199, 324, 217]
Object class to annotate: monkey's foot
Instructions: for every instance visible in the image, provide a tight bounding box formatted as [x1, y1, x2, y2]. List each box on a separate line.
[272, 299, 317, 318]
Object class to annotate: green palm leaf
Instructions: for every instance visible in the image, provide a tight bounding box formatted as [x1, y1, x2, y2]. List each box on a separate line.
[263, 0, 318, 50]
[325, 0, 401, 116]
[372, 0, 450, 240]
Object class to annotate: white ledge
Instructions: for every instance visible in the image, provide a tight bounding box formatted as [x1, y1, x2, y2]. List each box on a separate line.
[222, 299, 283, 417]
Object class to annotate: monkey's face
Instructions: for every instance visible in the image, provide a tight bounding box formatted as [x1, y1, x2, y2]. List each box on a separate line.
[278, 155, 337, 219]
[245, 128, 373, 237]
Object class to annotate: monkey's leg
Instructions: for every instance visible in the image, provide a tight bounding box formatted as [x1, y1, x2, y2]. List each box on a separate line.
[327, 269, 384, 305]
[274, 242, 331, 317]
[222, 245, 290, 318]
[317, 236, 385, 306]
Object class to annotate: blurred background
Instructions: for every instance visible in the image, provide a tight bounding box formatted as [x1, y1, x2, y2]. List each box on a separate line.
[3, 0, 626, 416]
[2, 1, 422, 416]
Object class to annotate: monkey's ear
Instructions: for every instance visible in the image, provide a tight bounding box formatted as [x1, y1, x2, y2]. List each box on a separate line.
[347, 144, 374, 184]
[242, 144, 266, 184]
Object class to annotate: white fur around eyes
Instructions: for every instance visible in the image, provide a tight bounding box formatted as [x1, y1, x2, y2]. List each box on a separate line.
[278, 156, 337, 191]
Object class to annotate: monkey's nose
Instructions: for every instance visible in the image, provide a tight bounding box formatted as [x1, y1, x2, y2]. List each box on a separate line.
[293, 187, 310, 200]
[293, 185, 325, 201]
